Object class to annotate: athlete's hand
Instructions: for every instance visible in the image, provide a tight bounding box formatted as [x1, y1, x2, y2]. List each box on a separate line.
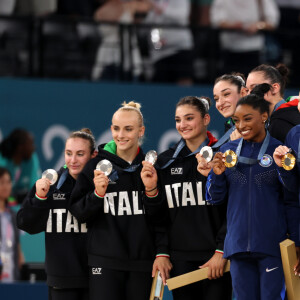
[196, 153, 213, 177]
[141, 161, 158, 192]
[152, 256, 172, 285]
[35, 178, 51, 198]
[212, 152, 226, 175]
[93, 170, 109, 196]
[294, 246, 300, 276]
[199, 252, 227, 280]
[273, 145, 290, 167]
[230, 129, 242, 141]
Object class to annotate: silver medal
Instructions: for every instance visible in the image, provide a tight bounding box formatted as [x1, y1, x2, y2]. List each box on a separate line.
[145, 150, 157, 165]
[96, 159, 113, 176]
[199, 146, 213, 162]
[42, 169, 58, 185]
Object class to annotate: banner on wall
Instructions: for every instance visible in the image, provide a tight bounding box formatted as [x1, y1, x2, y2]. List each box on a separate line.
[0, 78, 298, 171]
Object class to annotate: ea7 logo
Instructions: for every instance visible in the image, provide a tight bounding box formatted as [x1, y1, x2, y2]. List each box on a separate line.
[92, 268, 102, 275]
[171, 168, 183, 175]
[53, 193, 66, 200]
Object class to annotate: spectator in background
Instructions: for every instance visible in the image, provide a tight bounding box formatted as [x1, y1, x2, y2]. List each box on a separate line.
[143, 0, 194, 85]
[92, 0, 150, 81]
[55, 0, 98, 17]
[275, 0, 300, 87]
[0, 128, 41, 204]
[0, 167, 24, 282]
[14, 0, 56, 16]
[210, 0, 280, 76]
[190, 0, 212, 26]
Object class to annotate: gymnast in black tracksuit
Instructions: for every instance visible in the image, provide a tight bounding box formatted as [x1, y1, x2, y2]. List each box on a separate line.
[17, 129, 97, 300]
[143, 96, 232, 300]
[69, 102, 171, 300]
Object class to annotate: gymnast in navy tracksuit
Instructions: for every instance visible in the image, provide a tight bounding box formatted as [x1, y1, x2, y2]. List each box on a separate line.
[206, 94, 298, 299]
[273, 124, 300, 277]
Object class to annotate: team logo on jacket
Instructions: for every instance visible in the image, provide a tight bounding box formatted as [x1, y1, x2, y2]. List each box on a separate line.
[92, 268, 102, 275]
[171, 168, 183, 175]
[53, 193, 66, 200]
[259, 154, 273, 167]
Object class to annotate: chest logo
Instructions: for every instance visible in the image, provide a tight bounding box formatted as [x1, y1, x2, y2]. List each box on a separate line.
[259, 154, 273, 168]
[171, 168, 183, 175]
[53, 193, 66, 200]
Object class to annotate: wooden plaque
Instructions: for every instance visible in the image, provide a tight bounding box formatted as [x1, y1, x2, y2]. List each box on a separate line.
[149, 270, 164, 300]
[167, 261, 230, 290]
[280, 239, 300, 300]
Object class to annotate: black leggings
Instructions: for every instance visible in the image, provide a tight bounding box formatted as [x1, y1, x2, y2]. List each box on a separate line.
[89, 267, 153, 300]
[171, 260, 232, 300]
[48, 287, 89, 300]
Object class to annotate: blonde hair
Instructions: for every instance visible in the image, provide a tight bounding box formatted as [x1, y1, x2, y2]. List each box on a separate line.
[68, 128, 96, 153]
[117, 101, 144, 127]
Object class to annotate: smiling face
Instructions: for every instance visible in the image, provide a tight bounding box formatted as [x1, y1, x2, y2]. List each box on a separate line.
[65, 137, 95, 179]
[111, 110, 145, 153]
[175, 104, 209, 142]
[213, 81, 243, 118]
[232, 104, 268, 143]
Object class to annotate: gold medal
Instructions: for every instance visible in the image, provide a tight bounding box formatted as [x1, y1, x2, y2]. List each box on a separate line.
[224, 150, 237, 168]
[282, 153, 296, 171]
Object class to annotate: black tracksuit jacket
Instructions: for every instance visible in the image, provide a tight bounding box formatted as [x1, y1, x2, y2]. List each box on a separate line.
[69, 145, 168, 272]
[145, 134, 227, 262]
[269, 100, 300, 143]
[17, 168, 89, 288]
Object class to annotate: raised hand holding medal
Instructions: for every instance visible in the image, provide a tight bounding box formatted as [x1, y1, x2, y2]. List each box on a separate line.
[42, 169, 58, 185]
[273, 145, 296, 170]
[141, 150, 158, 196]
[94, 160, 112, 197]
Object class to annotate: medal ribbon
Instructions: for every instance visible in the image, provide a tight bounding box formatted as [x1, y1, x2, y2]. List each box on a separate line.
[211, 126, 236, 149]
[161, 138, 209, 169]
[235, 131, 270, 165]
[56, 169, 69, 189]
[273, 99, 286, 113]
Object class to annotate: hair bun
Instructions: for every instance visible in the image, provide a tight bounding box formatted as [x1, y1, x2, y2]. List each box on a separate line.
[122, 101, 141, 111]
[80, 128, 93, 136]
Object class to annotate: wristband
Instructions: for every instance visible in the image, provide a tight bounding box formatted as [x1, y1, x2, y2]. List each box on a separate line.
[215, 249, 224, 254]
[35, 193, 47, 201]
[156, 253, 170, 258]
[145, 186, 157, 193]
[145, 190, 159, 198]
[94, 190, 105, 198]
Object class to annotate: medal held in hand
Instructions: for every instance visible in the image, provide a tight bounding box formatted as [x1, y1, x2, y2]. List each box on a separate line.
[199, 146, 213, 162]
[96, 159, 113, 176]
[42, 169, 58, 185]
[224, 150, 237, 168]
[145, 150, 158, 165]
[282, 152, 296, 171]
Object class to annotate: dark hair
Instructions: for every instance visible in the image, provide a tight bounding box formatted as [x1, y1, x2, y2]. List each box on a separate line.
[68, 128, 96, 154]
[0, 167, 10, 179]
[236, 92, 270, 115]
[176, 96, 211, 118]
[214, 72, 246, 93]
[250, 83, 272, 98]
[249, 63, 289, 97]
[0, 128, 31, 159]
